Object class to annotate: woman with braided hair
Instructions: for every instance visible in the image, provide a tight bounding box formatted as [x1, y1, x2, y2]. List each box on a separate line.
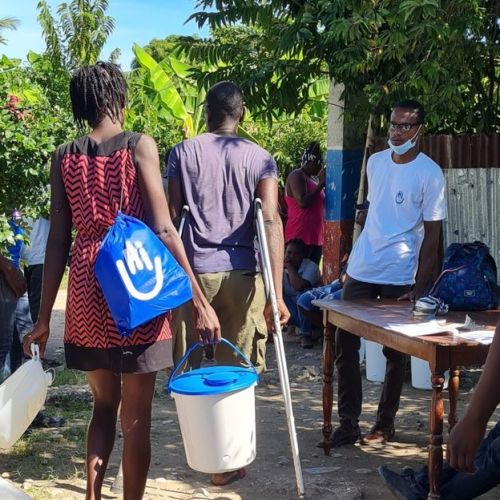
[284, 141, 325, 264]
[23, 62, 221, 500]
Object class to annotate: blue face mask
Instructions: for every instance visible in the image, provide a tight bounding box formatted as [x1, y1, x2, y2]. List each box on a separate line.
[388, 125, 422, 156]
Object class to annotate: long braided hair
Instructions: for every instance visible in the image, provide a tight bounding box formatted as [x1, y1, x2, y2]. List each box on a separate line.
[69, 61, 127, 128]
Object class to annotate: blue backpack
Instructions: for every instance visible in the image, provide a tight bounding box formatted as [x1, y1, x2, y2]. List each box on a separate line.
[429, 241, 500, 311]
[95, 212, 193, 335]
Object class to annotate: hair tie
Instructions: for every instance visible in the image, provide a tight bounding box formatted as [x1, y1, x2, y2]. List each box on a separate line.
[301, 151, 320, 166]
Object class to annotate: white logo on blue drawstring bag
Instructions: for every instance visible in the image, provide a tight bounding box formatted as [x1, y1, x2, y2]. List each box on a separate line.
[95, 212, 193, 335]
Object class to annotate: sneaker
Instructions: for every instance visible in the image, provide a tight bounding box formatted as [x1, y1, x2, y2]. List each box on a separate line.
[413, 296, 448, 316]
[361, 423, 395, 445]
[378, 466, 425, 499]
[300, 335, 314, 349]
[317, 423, 361, 448]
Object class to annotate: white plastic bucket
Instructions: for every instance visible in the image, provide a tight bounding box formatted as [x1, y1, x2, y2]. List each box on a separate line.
[411, 357, 449, 390]
[168, 339, 258, 474]
[173, 382, 256, 473]
[0, 477, 31, 499]
[365, 341, 386, 383]
[0, 345, 52, 449]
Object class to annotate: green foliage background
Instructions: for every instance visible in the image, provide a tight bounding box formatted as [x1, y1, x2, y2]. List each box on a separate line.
[0, 55, 75, 250]
[188, 0, 500, 135]
[1, 0, 498, 249]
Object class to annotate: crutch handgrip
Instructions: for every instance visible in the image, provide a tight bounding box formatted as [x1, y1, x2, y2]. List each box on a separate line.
[178, 205, 190, 237]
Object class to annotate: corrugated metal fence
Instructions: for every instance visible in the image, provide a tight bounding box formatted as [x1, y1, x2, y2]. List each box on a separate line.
[370, 133, 500, 268]
[371, 133, 500, 169]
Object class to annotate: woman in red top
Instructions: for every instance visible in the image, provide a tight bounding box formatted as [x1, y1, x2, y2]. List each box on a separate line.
[23, 62, 220, 500]
[284, 142, 325, 264]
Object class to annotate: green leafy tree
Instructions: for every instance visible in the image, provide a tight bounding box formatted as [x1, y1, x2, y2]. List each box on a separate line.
[178, 24, 330, 122]
[0, 56, 75, 250]
[0, 17, 19, 45]
[247, 113, 326, 182]
[130, 30, 327, 172]
[188, 0, 500, 133]
[37, 0, 116, 70]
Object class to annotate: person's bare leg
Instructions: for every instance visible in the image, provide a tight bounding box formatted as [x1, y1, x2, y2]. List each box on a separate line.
[120, 372, 157, 500]
[85, 369, 121, 500]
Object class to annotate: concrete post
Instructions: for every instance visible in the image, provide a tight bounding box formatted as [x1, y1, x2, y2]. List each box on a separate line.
[323, 82, 364, 282]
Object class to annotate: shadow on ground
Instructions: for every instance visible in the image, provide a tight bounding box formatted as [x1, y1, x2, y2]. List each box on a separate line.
[1, 297, 499, 499]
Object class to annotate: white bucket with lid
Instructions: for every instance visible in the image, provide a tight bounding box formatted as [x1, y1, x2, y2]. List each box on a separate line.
[167, 339, 258, 474]
[365, 340, 386, 383]
[411, 357, 449, 390]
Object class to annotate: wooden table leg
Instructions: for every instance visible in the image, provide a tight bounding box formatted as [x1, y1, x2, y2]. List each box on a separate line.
[448, 367, 460, 431]
[428, 371, 445, 500]
[321, 319, 335, 456]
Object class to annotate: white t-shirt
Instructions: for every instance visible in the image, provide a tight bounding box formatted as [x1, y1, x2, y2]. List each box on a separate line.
[22, 218, 50, 266]
[347, 149, 446, 285]
[283, 258, 321, 299]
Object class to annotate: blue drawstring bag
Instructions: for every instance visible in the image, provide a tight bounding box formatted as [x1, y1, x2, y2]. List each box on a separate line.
[95, 212, 193, 335]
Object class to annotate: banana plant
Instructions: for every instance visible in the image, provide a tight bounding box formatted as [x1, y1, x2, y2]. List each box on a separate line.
[132, 44, 202, 138]
[131, 43, 258, 141]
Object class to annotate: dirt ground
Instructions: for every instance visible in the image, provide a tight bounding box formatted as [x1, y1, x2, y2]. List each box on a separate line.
[1, 290, 499, 499]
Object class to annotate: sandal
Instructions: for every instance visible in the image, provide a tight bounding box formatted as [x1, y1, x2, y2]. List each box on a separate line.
[211, 468, 246, 486]
[31, 412, 65, 428]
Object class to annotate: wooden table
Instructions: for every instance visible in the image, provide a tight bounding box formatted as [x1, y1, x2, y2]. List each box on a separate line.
[314, 298, 499, 500]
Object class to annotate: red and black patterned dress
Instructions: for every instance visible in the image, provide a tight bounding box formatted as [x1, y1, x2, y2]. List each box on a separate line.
[59, 131, 172, 373]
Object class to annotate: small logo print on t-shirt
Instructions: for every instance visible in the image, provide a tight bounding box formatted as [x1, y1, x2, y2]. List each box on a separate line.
[395, 191, 404, 204]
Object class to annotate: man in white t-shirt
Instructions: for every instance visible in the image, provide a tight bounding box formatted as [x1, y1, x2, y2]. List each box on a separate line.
[23, 217, 50, 322]
[9, 217, 50, 372]
[329, 100, 446, 448]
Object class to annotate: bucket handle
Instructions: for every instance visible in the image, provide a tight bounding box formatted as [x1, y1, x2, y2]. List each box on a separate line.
[31, 343, 40, 362]
[167, 338, 257, 394]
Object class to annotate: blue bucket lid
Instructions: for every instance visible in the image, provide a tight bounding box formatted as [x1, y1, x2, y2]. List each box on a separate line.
[169, 365, 258, 396]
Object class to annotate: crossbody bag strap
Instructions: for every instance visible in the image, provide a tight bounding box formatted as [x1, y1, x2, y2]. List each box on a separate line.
[118, 132, 143, 213]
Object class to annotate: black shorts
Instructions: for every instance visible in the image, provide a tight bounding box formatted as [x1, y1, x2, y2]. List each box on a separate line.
[64, 339, 173, 374]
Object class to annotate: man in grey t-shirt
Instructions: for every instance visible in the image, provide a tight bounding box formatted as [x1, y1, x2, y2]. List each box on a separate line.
[165, 81, 289, 382]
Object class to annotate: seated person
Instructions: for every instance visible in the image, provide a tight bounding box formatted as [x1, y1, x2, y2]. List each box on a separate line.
[296, 256, 348, 349]
[379, 319, 500, 500]
[282, 238, 321, 344]
[294, 197, 368, 350]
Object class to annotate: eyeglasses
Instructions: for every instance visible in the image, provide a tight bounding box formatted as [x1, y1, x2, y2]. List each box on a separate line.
[389, 122, 422, 132]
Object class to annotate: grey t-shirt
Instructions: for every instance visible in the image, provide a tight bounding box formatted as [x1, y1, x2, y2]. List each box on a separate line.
[166, 133, 278, 273]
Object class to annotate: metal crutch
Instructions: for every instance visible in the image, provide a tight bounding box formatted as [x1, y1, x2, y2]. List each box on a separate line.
[178, 205, 190, 238]
[111, 205, 191, 494]
[254, 198, 305, 497]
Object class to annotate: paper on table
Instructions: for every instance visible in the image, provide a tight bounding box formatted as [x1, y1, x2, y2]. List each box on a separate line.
[455, 330, 495, 345]
[386, 320, 463, 337]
